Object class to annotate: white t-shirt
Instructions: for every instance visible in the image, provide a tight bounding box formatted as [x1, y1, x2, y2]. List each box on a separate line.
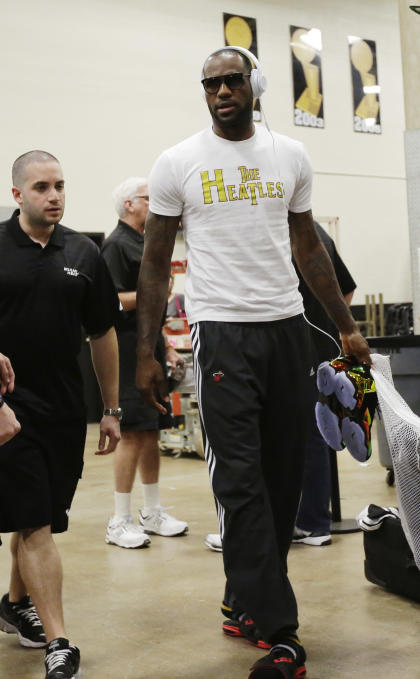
[149, 125, 312, 324]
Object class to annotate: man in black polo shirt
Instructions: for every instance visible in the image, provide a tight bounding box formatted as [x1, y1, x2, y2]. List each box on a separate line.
[102, 177, 188, 549]
[293, 223, 356, 546]
[0, 150, 121, 679]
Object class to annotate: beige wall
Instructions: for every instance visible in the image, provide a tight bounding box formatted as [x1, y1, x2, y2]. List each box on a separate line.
[0, 0, 409, 304]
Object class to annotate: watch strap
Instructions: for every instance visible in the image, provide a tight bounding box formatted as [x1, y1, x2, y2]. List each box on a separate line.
[103, 407, 123, 420]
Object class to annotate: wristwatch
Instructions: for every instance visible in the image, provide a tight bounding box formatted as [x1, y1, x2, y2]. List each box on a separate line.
[103, 407, 123, 421]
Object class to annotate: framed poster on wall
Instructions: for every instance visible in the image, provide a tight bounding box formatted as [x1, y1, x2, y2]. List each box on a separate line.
[348, 36, 381, 134]
[223, 13, 261, 121]
[290, 26, 324, 128]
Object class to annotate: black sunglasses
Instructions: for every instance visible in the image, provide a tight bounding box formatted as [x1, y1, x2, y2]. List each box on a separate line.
[201, 72, 251, 94]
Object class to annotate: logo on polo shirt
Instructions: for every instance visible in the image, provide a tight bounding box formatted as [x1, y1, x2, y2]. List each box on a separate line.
[64, 267, 79, 277]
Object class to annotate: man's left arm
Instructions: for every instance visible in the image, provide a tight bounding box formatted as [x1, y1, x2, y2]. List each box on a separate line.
[289, 209, 370, 363]
[89, 327, 121, 455]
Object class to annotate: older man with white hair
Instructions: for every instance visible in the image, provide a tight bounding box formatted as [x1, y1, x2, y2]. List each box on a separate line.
[102, 177, 188, 548]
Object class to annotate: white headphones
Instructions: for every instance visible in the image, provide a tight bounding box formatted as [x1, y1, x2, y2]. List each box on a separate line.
[201, 45, 267, 100]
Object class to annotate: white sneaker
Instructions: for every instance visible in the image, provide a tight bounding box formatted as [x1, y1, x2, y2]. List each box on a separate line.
[139, 507, 188, 537]
[292, 526, 332, 546]
[106, 516, 151, 548]
[204, 533, 222, 552]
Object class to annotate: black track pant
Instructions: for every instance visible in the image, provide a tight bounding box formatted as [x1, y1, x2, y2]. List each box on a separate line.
[191, 316, 313, 643]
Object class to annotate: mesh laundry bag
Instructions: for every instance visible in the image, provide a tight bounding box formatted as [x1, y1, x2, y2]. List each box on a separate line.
[370, 353, 420, 570]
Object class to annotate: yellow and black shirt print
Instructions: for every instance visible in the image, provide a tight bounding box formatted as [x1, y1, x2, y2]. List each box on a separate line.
[200, 166, 284, 207]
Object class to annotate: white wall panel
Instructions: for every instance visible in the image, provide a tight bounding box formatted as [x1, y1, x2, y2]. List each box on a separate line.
[0, 0, 409, 303]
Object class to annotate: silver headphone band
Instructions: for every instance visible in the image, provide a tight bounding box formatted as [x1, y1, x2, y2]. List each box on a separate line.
[201, 45, 261, 78]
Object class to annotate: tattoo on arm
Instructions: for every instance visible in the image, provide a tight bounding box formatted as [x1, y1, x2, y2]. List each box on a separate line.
[136, 212, 180, 356]
[289, 210, 357, 334]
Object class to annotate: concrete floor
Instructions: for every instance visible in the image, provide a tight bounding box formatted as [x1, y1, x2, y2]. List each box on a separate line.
[0, 423, 419, 679]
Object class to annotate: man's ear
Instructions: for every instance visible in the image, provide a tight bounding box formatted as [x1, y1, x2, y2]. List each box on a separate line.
[11, 186, 22, 206]
[124, 199, 133, 214]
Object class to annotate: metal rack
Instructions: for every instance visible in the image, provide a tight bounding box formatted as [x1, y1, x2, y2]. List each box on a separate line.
[356, 293, 385, 337]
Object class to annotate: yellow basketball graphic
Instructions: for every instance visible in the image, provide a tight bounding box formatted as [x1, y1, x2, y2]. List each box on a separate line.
[225, 16, 253, 49]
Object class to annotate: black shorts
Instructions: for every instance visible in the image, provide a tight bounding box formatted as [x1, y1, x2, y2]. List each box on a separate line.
[118, 330, 172, 432]
[0, 418, 86, 534]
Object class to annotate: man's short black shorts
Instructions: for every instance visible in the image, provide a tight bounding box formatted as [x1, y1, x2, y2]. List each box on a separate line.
[118, 330, 172, 432]
[0, 417, 86, 534]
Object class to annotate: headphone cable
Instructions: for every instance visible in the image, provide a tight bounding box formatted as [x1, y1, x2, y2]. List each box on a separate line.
[303, 311, 342, 359]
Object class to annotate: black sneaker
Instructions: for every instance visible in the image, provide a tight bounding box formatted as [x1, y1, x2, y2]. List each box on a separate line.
[44, 638, 81, 679]
[0, 593, 46, 648]
[249, 645, 307, 678]
[222, 616, 271, 649]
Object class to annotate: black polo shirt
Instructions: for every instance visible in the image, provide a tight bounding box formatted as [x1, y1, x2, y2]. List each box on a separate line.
[101, 220, 144, 333]
[0, 210, 120, 420]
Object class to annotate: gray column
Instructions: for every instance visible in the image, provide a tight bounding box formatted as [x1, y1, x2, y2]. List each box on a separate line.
[405, 131, 420, 333]
[399, 1, 420, 332]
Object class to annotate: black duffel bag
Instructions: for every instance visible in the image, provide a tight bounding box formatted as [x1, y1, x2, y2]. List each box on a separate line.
[363, 511, 420, 603]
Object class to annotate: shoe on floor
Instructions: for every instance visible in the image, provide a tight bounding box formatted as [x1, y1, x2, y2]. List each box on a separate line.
[249, 645, 307, 678]
[292, 527, 332, 546]
[316, 356, 377, 462]
[44, 638, 81, 679]
[0, 593, 46, 648]
[205, 533, 222, 551]
[139, 507, 188, 536]
[357, 504, 399, 531]
[106, 515, 151, 548]
[222, 616, 271, 649]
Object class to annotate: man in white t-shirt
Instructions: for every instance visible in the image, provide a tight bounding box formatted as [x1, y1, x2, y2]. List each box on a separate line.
[136, 47, 370, 679]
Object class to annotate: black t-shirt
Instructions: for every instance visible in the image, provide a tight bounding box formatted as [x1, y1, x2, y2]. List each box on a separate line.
[102, 220, 166, 333]
[295, 222, 356, 364]
[0, 210, 120, 420]
[101, 220, 143, 332]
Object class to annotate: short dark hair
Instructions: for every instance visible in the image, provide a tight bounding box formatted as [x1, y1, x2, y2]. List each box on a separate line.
[202, 48, 253, 78]
[12, 150, 59, 188]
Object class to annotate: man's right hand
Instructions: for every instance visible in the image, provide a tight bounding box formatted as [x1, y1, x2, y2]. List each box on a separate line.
[0, 353, 15, 394]
[0, 401, 21, 446]
[136, 356, 170, 414]
[340, 330, 371, 365]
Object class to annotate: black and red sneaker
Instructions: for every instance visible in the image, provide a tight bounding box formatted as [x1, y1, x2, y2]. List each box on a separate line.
[222, 616, 271, 650]
[249, 646, 307, 678]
